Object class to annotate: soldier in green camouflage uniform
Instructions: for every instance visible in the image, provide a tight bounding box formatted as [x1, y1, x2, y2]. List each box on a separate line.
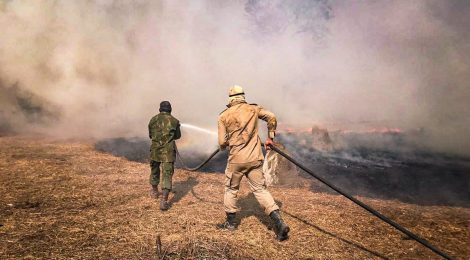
[148, 101, 181, 211]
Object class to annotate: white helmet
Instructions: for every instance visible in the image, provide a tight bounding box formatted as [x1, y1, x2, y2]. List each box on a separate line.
[229, 85, 245, 97]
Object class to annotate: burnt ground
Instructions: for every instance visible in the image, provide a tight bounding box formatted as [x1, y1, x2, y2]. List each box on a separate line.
[95, 136, 470, 207]
[1, 136, 470, 259]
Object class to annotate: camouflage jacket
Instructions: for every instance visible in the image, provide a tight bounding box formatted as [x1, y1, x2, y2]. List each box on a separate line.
[218, 100, 277, 163]
[148, 112, 181, 162]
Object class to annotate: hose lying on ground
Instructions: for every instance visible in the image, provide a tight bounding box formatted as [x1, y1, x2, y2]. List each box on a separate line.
[175, 143, 453, 259]
[269, 144, 453, 260]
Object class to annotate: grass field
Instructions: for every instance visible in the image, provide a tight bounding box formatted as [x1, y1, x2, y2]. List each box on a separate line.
[0, 136, 468, 259]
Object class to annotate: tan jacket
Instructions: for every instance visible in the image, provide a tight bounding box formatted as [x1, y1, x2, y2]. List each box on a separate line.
[218, 100, 277, 163]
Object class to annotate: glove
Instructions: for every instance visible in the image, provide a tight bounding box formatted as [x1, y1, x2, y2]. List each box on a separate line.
[265, 138, 274, 150]
[219, 143, 228, 151]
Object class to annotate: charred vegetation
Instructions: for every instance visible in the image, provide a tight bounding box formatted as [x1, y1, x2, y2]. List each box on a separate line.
[1, 136, 469, 259]
[95, 127, 470, 208]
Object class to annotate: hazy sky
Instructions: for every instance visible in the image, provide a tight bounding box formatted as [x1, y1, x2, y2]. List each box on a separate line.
[0, 0, 469, 154]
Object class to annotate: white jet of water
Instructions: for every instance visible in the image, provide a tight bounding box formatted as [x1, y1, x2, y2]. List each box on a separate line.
[181, 123, 217, 136]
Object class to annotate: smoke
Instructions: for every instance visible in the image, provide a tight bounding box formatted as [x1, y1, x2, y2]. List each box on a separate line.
[0, 81, 59, 134]
[0, 0, 469, 155]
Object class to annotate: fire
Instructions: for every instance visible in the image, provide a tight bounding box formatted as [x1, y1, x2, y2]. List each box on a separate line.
[278, 123, 403, 135]
[276, 123, 404, 153]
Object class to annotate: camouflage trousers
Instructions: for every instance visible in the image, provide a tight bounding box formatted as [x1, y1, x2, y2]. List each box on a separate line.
[150, 161, 174, 190]
[224, 160, 279, 215]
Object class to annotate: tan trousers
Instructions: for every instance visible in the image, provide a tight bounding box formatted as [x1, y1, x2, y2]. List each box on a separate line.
[224, 160, 279, 215]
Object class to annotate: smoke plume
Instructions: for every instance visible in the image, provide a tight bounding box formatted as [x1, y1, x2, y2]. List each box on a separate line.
[0, 0, 469, 155]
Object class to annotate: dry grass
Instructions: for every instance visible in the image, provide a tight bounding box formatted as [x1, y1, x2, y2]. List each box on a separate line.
[0, 136, 469, 259]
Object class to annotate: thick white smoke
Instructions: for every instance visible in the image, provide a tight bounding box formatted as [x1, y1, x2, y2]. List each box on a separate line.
[0, 0, 469, 155]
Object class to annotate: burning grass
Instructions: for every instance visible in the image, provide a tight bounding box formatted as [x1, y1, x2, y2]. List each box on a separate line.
[0, 136, 469, 259]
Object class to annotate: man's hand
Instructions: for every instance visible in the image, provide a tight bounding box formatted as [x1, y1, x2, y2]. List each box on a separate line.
[265, 138, 274, 150]
[219, 143, 228, 151]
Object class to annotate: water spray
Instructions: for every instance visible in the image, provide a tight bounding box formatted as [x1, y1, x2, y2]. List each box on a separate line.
[181, 123, 217, 136]
[176, 123, 218, 171]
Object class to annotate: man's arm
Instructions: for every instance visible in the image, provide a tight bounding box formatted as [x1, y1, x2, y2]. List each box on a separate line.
[148, 120, 153, 139]
[218, 116, 228, 150]
[174, 122, 182, 140]
[258, 106, 277, 139]
[258, 106, 277, 149]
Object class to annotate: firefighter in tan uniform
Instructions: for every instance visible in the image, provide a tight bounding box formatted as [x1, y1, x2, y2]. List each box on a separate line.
[217, 85, 290, 241]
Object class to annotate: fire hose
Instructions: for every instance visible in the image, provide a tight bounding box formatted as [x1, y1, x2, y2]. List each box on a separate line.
[175, 145, 219, 171]
[175, 143, 453, 260]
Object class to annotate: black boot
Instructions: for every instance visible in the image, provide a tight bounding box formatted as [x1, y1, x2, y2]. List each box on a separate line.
[160, 189, 170, 211]
[150, 185, 159, 199]
[216, 213, 237, 231]
[269, 210, 290, 241]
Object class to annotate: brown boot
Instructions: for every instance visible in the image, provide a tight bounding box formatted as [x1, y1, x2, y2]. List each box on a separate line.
[160, 189, 170, 211]
[149, 185, 159, 199]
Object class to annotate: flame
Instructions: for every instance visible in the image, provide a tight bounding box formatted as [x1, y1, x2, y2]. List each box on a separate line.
[277, 123, 403, 135]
